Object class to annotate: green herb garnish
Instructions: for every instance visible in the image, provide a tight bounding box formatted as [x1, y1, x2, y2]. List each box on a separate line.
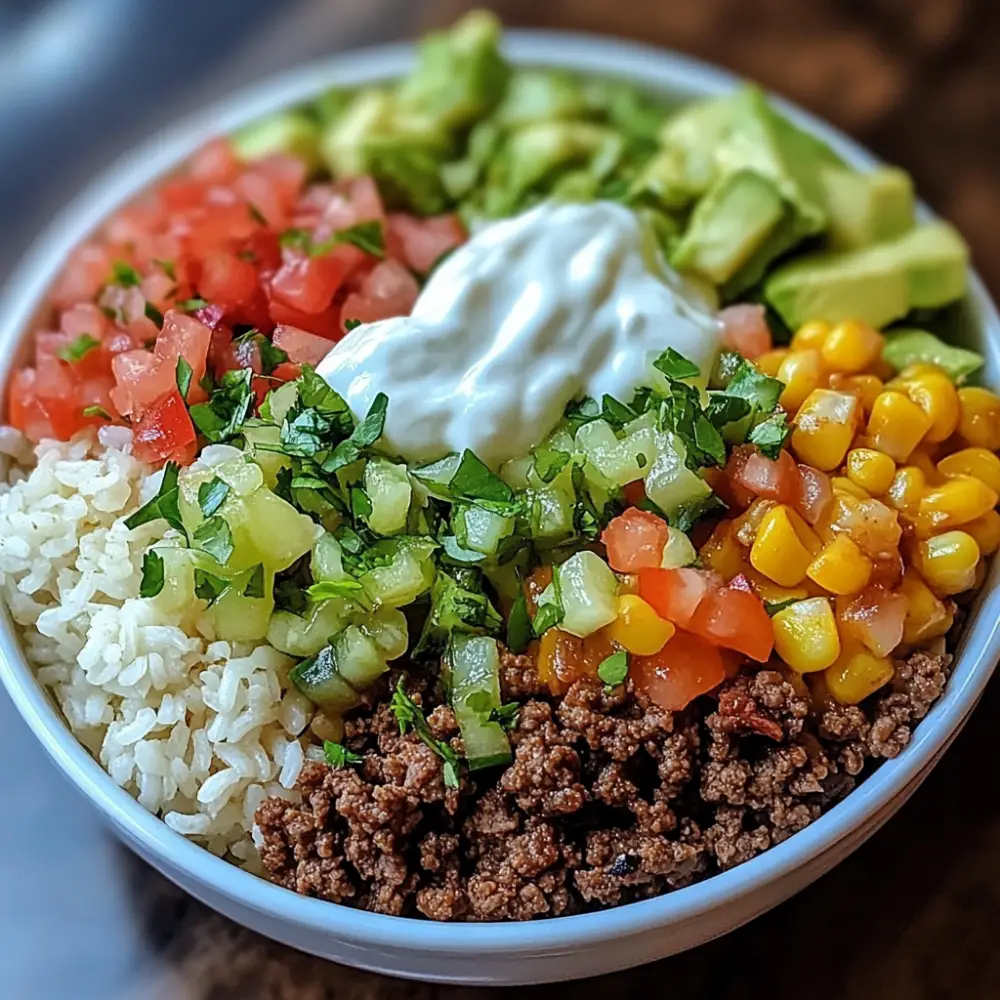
[144, 302, 164, 328]
[488, 702, 520, 732]
[82, 405, 112, 421]
[197, 477, 230, 517]
[653, 348, 700, 380]
[307, 579, 365, 602]
[193, 568, 228, 606]
[322, 392, 389, 473]
[748, 410, 792, 460]
[597, 649, 629, 687]
[243, 563, 265, 599]
[505, 591, 533, 654]
[390, 679, 461, 788]
[449, 450, 515, 508]
[323, 741, 363, 768]
[192, 516, 234, 565]
[190, 368, 254, 442]
[111, 261, 141, 288]
[177, 297, 208, 312]
[175, 356, 193, 400]
[153, 258, 176, 281]
[532, 444, 570, 484]
[139, 550, 165, 598]
[344, 318, 362, 331]
[124, 462, 187, 541]
[58, 333, 100, 364]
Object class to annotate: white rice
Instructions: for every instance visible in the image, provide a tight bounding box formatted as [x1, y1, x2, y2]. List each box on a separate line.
[0, 426, 312, 862]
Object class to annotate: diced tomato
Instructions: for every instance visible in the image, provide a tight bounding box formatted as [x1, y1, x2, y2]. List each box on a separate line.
[623, 479, 646, 506]
[837, 586, 908, 658]
[735, 448, 801, 505]
[131, 390, 197, 466]
[34, 362, 86, 438]
[717, 447, 756, 511]
[270, 245, 365, 314]
[8, 369, 53, 441]
[339, 259, 420, 331]
[633, 630, 726, 711]
[719, 304, 772, 360]
[272, 324, 334, 366]
[198, 251, 260, 315]
[189, 138, 240, 185]
[688, 580, 774, 661]
[183, 202, 259, 258]
[602, 507, 668, 572]
[537, 627, 617, 696]
[795, 464, 833, 526]
[50, 244, 111, 310]
[268, 298, 344, 340]
[270, 361, 302, 383]
[637, 567, 722, 629]
[153, 311, 212, 394]
[387, 213, 465, 274]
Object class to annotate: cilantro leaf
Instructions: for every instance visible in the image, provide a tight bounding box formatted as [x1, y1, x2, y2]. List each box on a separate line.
[322, 392, 389, 473]
[144, 302, 164, 328]
[313, 219, 385, 259]
[705, 393, 752, 429]
[563, 396, 601, 433]
[153, 258, 176, 281]
[653, 348, 700, 380]
[82, 405, 112, 421]
[190, 368, 254, 443]
[124, 462, 187, 541]
[505, 591, 532, 654]
[389, 679, 461, 788]
[193, 516, 234, 565]
[415, 568, 502, 657]
[724, 359, 784, 412]
[343, 318, 361, 332]
[139, 550, 165, 598]
[350, 486, 373, 520]
[765, 597, 799, 617]
[531, 599, 564, 637]
[197, 477, 230, 517]
[601, 393, 637, 430]
[488, 702, 520, 732]
[177, 297, 208, 312]
[532, 444, 570, 484]
[111, 261, 141, 287]
[58, 333, 100, 364]
[307, 579, 364, 602]
[258, 338, 288, 376]
[748, 410, 792, 460]
[248, 203, 268, 226]
[175, 356, 193, 401]
[323, 741, 363, 768]
[450, 450, 514, 507]
[242, 563, 265, 599]
[597, 649, 629, 687]
[693, 413, 727, 467]
[193, 568, 228, 606]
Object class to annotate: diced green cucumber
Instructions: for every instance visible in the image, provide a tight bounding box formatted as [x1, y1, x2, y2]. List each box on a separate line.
[454, 502, 514, 555]
[556, 550, 619, 637]
[363, 458, 412, 536]
[359, 607, 409, 660]
[243, 423, 292, 487]
[240, 488, 319, 571]
[330, 625, 387, 689]
[660, 527, 698, 568]
[208, 576, 275, 643]
[644, 433, 713, 520]
[267, 600, 350, 658]
[411, 454, 461, 499]
[448, 634, 511, 770]
[259, 381, 299, 425]
[146, 544, 194, 616]
[216, 459, 263, 496]
[360, 537, 437, 607]
[311, 531, 348, 583]
[576, 418, 659, 486]
[290, 647, 361, 711]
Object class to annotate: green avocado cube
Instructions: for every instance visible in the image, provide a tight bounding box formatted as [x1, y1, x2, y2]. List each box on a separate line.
[232, 111, 321, 171]
[882, 328, 983, 382]
[821, 165, 915, 250]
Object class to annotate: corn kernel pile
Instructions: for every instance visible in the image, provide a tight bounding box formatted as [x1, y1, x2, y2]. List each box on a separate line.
[722, 318, 1000, 704]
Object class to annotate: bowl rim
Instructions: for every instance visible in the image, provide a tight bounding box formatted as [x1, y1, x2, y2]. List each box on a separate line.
[2, 27, 1000, 957]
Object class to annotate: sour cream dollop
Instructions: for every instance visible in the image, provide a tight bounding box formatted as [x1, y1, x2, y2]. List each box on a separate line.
[318, 201, 722, 468]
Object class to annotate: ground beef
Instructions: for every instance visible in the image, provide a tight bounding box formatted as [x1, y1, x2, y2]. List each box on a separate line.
[255, 646, 953, 920]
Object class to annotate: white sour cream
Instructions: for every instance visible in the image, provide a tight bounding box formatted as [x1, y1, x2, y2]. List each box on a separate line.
[317, 201, 721, 467]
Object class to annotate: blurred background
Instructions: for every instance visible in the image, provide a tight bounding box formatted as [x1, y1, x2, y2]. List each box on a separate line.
[2, 1, 1000, 998]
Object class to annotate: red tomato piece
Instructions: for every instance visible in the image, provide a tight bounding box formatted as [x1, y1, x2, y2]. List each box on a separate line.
[198, 252, 259, 314]
[387, 213, 465, 274]
[268, 298, 344, 340]
[735, 448, 802, 505]
[132, 390, 197, 466]
[637, 567, 722, 629]
[633, 630, 726, 711]
[153, 311, 212, 396]
[34, 362, 86, 438]
[270, 361, 302, 383]
[339, 259, 419, 331]
[688, 582, 774, 662]
[270, 245, 363, 315]
[50, 244, 111, 310]
[719, 304, 772, 360]
[272, 324, 334, 366]
[8, 369, 53, 441]
[623, 479, 646, 506]
[601, 507, 669, 572]
[188, 138, 240, 185]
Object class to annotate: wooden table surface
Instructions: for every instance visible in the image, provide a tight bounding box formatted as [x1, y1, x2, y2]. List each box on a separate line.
[2, 1, 1000, 997]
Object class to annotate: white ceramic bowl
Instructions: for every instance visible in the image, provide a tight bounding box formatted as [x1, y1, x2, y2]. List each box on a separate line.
[1, 30, 999, 987]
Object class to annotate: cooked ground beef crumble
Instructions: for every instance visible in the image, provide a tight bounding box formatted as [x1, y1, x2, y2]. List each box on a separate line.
[255, 645, 952, 921]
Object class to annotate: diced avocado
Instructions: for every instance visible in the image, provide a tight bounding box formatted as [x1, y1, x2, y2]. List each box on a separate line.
[656, 93, 739, 203]
[882, 327, 983, 382]
[496, 69, 587, 128]
[582, 77, 668, 144]
[670, 170, 786, 284]
[820, 166, 914, 250]
[312, 88, 354, 127]
[232, 111, 321, 171]
[319, 89, 451, 213]
[395, 10, 510, 132]
[629, 146, 708, 212]
[764, 222, 969, 330]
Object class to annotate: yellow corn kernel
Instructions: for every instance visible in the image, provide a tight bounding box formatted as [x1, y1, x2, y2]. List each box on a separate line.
[791, 389, 859, 471]
[606, 594, 675, 656]
[699, 522, 747, 579]
[937, 447, 1000, 495]
[806, 534, 873, 595]
[831, 476, 870, 500]
[830, 374, 885, 415]
[777, 349, 823, 412]
[755, 348, 790, 378]
[908, 450, 941, 485]
[772, 597, 841, 673]
[885, 466, 926, 514]
[825, 644, 894, 705]
[845, 448, 896, 495]
[821, 320, 884, 375]
[897, 569, 954, 645]
[744, 571, 809, 605]
[750, 506, 813, 587]
[866, 390, 933, 462]
[900, 371, 960, 443]
[917, 530, 980, 596]
[918, 474, 998, 532]
[792, 319, 832, 352]
[962, 509, 1000, 556]
[787, 506, 823, 554]
[957, 387, 1000, 450]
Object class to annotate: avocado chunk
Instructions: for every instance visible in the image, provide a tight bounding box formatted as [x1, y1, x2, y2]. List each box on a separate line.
[319, 89, 451, 213]
[232, 111, 321, 171]
[670, 170, 786, 284]
[764, 221, 969, 330]
[821, 166, 915, 249]
[496, 69, 588, 128]
[883, 327, 983, 382]
[395, 10, 510, 132]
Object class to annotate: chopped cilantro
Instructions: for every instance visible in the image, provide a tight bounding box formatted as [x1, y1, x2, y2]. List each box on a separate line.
[532, 444, 570, 484]
[653, 348, 700, 380]
[343, 318, 362, 332]
[282, 220, 385, 259]
[307, 579, 364, 602]
[242, 563, 265, 599]
[124, 462, 187, 541]
[563, 396, 601, 433]
[597, 649, 629, 687]
[323, 741, 363, 768]
[177, 297, 208, 312]
[449, 450, 514, 508]
[531, 599, 564, 637]
[193, 515, 234, 565]
[748, 410, 792, 459]
[765, 597, 799, 617]
[144, 302, 164, 328]
[390, 679, 461, 788]
[197, 477, 230, 517]
[111, 261, 141, 287]
[488, 702, 520, 732]
[58, 333, 100, 364]
[190, 368, 254, 442]
[322, 392, 388, 473]
[415, 568, 501, 657]
[193, 568, 228, 606]
[175, 356, 193, 400]
[153, 258, 176, 281]
[248, 203, 268, 226]
[258, 338, 288, 376]
[505, 591, 532, 654]
[82, 405, 112, 421]
[705, 393, 752, 429]
[723, 359, 784, 413]
[601, 393, 637, 430]
[139, 550, 165, 598]
[350, 486, 374, 520]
